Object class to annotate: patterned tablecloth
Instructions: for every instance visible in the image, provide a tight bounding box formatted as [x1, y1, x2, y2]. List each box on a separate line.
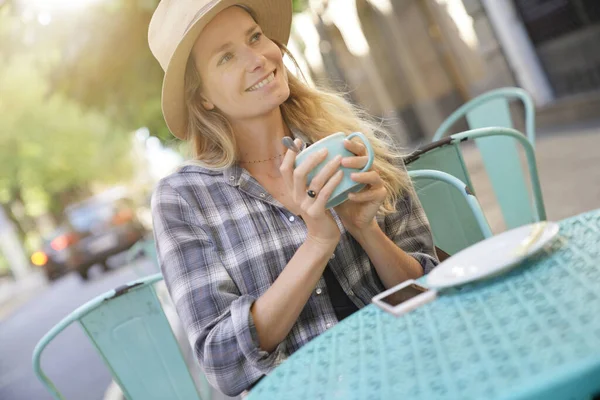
[248, 210, 600, 400]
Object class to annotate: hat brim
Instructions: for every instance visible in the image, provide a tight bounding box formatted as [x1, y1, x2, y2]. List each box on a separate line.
[161, 0, 292, 140]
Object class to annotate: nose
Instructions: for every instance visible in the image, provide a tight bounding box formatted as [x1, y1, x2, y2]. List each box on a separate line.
[243, 47, 267, 73]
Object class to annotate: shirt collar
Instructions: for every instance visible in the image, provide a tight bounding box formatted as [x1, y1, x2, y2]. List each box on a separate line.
[223, 164, 243, 187]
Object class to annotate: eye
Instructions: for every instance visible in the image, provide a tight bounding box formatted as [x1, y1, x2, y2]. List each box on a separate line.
[218, 52, 233, 66]
[250, 32, 262, 43]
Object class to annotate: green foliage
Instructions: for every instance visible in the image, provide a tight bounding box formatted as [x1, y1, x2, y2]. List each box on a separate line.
[0, 54, 133, 215]
[38, 0, 309, 144]
[0, 0, 311, 220]
[292, 0, 308, 13]
[45, 0, 170, 142]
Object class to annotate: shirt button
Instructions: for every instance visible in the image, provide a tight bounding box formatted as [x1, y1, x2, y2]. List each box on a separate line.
[348, 290, 354, 296]
[229, 176, 235, 181]
[326, 323, 332, 329]
[316, 288, 322, 295]
[260, 193, 266, 198]
[289, 216, 295, 222]
[330, 253, 336, 259]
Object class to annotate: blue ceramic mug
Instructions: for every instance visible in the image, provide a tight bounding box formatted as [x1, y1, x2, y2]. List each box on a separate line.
[295, 132, 375, 209]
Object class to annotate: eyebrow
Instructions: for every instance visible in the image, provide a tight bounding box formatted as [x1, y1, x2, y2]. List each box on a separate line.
[211, 24, 259, 57]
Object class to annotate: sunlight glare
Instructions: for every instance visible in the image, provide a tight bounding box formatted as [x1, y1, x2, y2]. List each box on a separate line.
[37, 12, 52, 25]
[26, 0, 103, 12]
[326, 0, 370, 57]
[369, 0, 393, 14]
[435, 0, 479, 48]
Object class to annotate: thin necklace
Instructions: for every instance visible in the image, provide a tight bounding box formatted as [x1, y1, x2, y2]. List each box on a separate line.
[239, 152, 285, 164]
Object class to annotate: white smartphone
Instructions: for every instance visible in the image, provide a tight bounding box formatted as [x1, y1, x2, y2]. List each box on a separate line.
[372, 279, 437, 316]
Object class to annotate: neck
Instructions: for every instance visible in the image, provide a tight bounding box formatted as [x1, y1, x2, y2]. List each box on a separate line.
[231, 107, 290, 168]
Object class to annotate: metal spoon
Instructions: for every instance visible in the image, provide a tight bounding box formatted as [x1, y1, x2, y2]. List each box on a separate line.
[282, 136, 303, 153]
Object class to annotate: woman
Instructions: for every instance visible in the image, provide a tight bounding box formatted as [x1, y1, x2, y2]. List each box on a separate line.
[148, 0, 438, 396]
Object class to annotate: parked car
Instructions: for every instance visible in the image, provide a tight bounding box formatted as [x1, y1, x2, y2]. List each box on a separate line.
[31, 227, 72, 281]
[63, 193, 147, 280]
[32, 190, 147, 281]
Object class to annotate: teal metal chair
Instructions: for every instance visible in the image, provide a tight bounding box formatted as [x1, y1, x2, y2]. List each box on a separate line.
[406, 127, 546, 234]
[127, 236, 160, 277]
[32, 273, 211, 400]
[408, 169, 492, 257]
[430, 88, 540, 232]
[432, 87, 536, 144]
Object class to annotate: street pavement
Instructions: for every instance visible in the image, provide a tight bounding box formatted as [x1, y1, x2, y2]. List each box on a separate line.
[460, 125, 600, 233]
[0, 257, 155, 400]
[0, 272, 47, 322]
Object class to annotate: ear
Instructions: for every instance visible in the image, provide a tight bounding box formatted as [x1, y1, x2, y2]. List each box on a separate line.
[200, 94, 215, 111]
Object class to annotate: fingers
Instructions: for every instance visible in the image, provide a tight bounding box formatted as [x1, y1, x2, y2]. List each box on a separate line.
[341, 155, 369, 169]
[301, 155, 342, 210]
[343, 139, 366, 156]
[342, 139, 369, 170]
[346, 170, 386, 203]
[348, 186, 387, 203]
[350, 170, 383, 187]
[280, 138, 302, 183]
[281, 139, 307, 197]
[307, 155, 342, 193]
[305, 170, 344, 216]
[292, 148, 328, 201]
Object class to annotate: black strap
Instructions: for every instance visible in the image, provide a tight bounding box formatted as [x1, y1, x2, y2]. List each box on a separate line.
[322, 266, 359, 321]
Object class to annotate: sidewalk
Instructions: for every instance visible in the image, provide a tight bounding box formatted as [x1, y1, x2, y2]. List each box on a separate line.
[461, 124, 600, 233]
[0, 272, 47, 321]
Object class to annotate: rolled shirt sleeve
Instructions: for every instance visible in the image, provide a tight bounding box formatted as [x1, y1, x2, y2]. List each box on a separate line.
[151, 180, 285, 396]
[380, 180, 439, 275]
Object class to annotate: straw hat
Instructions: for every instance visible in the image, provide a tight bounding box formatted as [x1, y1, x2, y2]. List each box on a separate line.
[148, 0, 293, 140]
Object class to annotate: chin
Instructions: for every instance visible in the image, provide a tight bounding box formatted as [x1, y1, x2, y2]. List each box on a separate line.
[256, 101, 286, 117]
[238, 86, 290, 118]
[260, 88, 290, 112]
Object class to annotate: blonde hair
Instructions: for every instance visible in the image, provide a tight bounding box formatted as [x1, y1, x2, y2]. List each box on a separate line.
[183, 43, 411, 215]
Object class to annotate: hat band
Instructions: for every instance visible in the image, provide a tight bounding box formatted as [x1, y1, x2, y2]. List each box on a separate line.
[184, 0, 220, 33]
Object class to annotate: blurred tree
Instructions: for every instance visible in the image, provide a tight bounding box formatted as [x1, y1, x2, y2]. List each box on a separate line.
[293, 0, 308, 12]
[41, 0, 309, 144]
[0, 54, 133, 240]
[44, 1, 170, 141]
[0, 0, 309, 247]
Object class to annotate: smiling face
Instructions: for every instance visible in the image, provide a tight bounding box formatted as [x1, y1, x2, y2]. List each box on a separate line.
[191, 6, 290, 122]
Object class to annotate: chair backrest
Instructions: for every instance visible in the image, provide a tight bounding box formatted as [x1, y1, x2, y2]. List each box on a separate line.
[33, 274, 204, 400]
[405, 138, 475, 193]
[433, 87, 535, 143]
[127, 237, 161, 277]
[407, 127, 546, 233]
[432, 88, 539, 230]
[408, 169, 492, 256]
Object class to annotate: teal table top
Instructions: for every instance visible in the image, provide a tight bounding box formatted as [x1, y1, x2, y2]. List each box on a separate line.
[248, 210, 600, 400]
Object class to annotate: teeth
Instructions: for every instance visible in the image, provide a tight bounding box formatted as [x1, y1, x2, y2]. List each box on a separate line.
[247, 72, 275, 92]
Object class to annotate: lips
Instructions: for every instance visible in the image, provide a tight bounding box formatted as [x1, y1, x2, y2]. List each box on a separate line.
[246, 70, 276, 92]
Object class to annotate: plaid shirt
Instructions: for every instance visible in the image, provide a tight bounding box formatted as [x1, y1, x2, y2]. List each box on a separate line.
[151, 162, 438, 396]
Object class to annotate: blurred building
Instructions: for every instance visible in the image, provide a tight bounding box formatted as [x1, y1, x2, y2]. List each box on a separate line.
[468, 0, 600, 127]
[289, 0, 600, 145]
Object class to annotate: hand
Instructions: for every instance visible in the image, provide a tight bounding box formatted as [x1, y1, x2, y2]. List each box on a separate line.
[279, 139, 344, 249]
[334, 139, 387, 234]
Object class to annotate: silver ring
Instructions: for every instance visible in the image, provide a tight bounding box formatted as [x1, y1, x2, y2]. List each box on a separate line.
[307, 190, 317, 198]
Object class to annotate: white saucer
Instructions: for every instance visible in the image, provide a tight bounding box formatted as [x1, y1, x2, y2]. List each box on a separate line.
[426, 221, 560, 289]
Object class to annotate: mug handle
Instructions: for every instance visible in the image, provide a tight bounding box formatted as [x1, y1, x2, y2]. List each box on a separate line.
[346, 132, 374, 172]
